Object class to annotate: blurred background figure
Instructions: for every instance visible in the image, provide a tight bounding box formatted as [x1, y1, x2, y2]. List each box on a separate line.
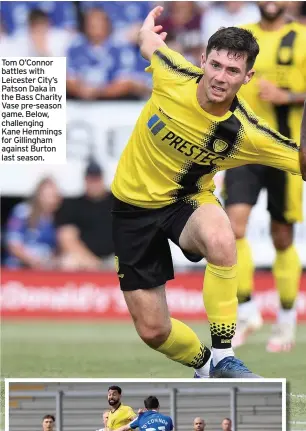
[224, 0, 306, 353]
[159, 1, 203, 65]
[66, 7, 150, 100]
[0, 1, 76, 34]
[193, 417, 206, 431]
[4, 178, 61, 270]
[42, 415, 55, 431]
[56, 160, 114, 271]
[80, 1, 151, 47]
[221, 418, 232, 431]
[10, 8, 73, 57]
[201, 1, 260, 46]
[96, 411, 110, 431]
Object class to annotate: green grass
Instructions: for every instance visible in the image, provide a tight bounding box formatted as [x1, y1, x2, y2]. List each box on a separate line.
[1, 321, 306, 429]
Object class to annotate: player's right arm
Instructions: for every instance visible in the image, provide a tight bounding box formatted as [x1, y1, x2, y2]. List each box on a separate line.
[300, 102, 306, 180]
[138, 6, 168, 61]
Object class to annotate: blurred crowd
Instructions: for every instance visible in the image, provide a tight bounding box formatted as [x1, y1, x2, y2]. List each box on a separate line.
[1, 1, 305, 101]
[3, 160, 115, 271]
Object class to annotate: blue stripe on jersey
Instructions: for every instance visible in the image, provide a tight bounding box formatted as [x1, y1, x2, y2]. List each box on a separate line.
[147, 114, 160, 128]
[151, 121, 166, 135]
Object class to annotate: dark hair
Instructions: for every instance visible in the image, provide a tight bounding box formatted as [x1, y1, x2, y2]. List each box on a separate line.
[43, 415, 55, 422]
[222, 418, 232, 423]
[144, 396, 159, 410]
[206, 27, 259, 71]
[108, 386, 122, 394]
[28, 9, 49, 25]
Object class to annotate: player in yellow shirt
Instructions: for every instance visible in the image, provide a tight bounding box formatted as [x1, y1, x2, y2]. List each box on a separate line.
[223, 1, 306, 352]
[107, 386, 136, 431]
[111, 6, 305, 378]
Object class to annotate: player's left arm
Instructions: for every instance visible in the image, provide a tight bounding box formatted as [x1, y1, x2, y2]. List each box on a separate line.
[258, 79, 306, 105]
[300, 102, 306, 180]
[249, 119, 304, 178]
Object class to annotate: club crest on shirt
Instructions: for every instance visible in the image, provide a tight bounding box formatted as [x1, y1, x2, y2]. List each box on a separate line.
[278, 46, 292, 64]
[213, 139, 228, 153]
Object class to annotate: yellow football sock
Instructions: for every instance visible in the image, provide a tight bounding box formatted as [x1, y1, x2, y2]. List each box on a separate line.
[157, 318, 209, 368]
[273, 245, 301, 309]
[236, 238, 254, 303]
[204, 263, 237, 349]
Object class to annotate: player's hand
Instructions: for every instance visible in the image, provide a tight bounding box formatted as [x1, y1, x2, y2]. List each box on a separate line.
[140, 6, 167, 41]
[258, 79, 290, 105]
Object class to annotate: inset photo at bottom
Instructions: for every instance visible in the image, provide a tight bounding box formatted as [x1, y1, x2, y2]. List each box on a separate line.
[7, 379, 285, 431]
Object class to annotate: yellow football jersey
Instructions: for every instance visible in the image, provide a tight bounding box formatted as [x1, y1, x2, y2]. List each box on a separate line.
[111, 46, 300, 209]
[107, 404, 135, 430]
[239, 21, 306, 142]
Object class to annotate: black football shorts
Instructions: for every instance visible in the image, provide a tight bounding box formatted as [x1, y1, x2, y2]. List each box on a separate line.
[111, 195, 204, 291]
[223, 165, 303, 224]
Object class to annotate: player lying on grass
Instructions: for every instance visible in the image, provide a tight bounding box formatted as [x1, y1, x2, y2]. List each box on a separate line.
[111, 6, 306, 378]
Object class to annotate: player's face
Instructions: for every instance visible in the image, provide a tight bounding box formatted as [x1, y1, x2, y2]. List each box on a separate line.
[221, 420, 232, 431]
[201, 49, 254, 105]
[258, 2, 287, 21]
[194, 419, 205, 431]
[108, 390, 121, 407]
[42, 419, 54, 431]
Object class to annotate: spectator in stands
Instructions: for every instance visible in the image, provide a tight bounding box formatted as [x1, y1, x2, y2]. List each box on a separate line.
[80, 1, 151, 46]
[201, 1, 260, 46]
[67, 7, 150, 100]
[10, 8, 73, 57]
[0, 20, 17, 56]
[56, 160, 114, 271]
[159, 2, 203, 65]
[193, 417, 206, 431]
[4, 177, 61, 270]
[221, 418, 232, 431]
[42, 414, 55, 431]
[0, 1, 77, 35]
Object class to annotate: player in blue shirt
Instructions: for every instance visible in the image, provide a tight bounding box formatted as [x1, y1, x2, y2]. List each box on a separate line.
[117, 396, 174, 431]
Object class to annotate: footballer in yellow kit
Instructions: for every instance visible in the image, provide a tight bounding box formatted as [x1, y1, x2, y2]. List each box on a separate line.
[111, 5, 305, 379]
[223, 1, 306, 352]
[107, 386, 136, 431]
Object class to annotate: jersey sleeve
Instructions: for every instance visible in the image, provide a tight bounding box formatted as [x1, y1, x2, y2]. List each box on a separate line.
[145, 46, 203, 93]
[127, 407, 136, 421]
[169, 417, 174, 431]
[250, 117, 301, 175]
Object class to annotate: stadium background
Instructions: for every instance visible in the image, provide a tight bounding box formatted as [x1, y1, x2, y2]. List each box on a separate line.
[8, 381, 283, 431]
[1, 2, 306, 429]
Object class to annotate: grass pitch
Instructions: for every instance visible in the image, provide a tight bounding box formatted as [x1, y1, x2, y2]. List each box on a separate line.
[2, 321, 306, 429]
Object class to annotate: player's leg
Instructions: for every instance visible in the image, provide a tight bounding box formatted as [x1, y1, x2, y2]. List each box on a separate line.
[112, 196, 211, 376]
[224, 166, 264, 347]
[266, 169, 302, 352]
[166, 194, 260, 377]
[123, 286, 211, 374]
